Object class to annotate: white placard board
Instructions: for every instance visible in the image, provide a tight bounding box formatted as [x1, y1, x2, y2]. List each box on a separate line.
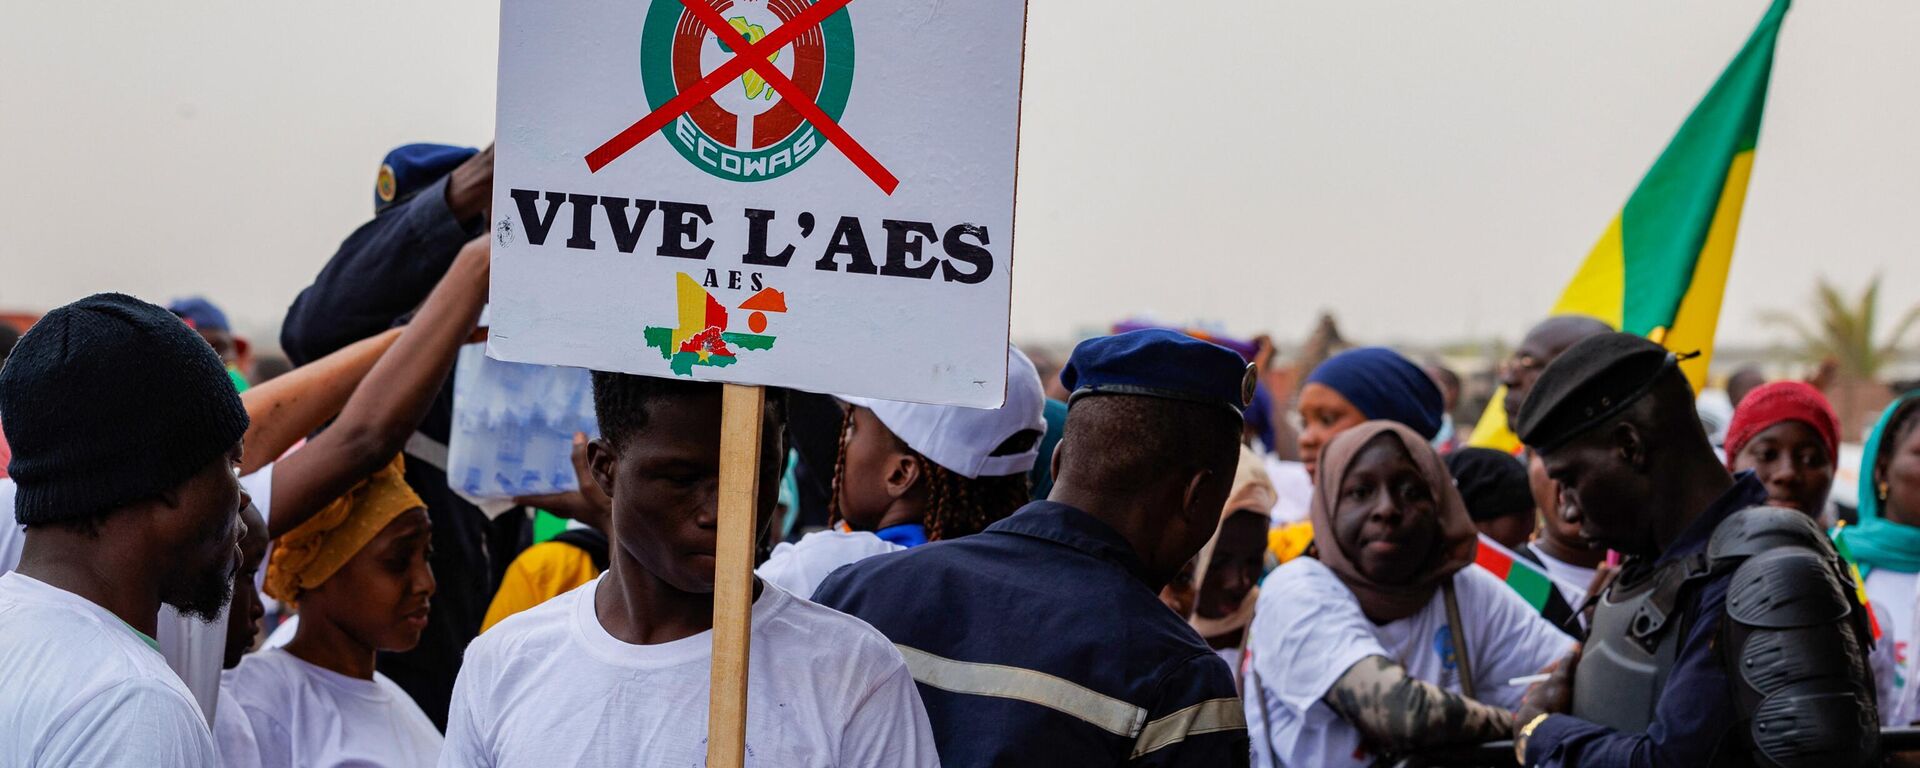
[490, 0, 1026, 408]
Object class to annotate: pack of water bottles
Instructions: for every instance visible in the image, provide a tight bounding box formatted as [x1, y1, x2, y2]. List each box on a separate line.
[446, 342, 599, 511]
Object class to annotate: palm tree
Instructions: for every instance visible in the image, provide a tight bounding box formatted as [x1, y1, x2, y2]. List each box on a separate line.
[1763, 275, 1920, 436]
[1762, 275, 1920, 383]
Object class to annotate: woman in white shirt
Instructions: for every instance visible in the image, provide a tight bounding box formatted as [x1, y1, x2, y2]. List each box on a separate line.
[217, 455, 442, 768]
[1832, 391, 1920, 724]
[1245, 421, 1573, 768]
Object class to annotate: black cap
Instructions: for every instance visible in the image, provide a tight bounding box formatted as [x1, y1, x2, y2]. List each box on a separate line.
[1445, 448, 1534, 523]
[0, 293, 249, 524]
[1513, 332, 1687, 453]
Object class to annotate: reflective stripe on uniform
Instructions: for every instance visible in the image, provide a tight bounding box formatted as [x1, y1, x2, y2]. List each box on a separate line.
[1129, 697, 1247, 758]
[896, 644, 1148, 737]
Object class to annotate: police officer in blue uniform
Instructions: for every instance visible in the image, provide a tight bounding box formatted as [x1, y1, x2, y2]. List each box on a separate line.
[814, 329, 1254, 768]
[279, 142, 492, 728]
[1508, 333, 1876, 767]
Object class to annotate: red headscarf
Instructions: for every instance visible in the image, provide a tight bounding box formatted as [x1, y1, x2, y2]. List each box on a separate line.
[1724, 381, 1840, 470]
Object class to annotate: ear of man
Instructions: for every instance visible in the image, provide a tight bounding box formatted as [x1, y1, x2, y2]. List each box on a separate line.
[1180, 467, 1224, 530]
[1049, 436, 1067, 488]
[1611, 421, 1647, 473]
[587, 437, 619, 501]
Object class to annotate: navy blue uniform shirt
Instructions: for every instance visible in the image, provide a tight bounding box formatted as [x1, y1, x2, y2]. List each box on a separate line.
[814, 501, 1251, 768]
[280, 176, 488, 728]
[1525, 474, 1770, 767]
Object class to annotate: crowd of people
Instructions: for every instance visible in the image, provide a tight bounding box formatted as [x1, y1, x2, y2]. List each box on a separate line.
[0, 142, 1908, 768]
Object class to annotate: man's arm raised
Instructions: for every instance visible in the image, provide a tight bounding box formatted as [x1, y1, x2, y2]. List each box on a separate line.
[238, 327, 402, 476]
[265, 235, 490, 538]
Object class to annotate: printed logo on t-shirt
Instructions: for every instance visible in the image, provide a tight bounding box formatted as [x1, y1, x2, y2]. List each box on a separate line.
[1896, 640, 1909, 691]
[1431, 626, 1462, 691]
[1433, 626, 1458, 671]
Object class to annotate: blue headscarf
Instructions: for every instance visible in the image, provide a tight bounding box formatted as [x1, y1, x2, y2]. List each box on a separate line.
[1304, 347, 1446, 440]
[1244, 381, 1277, 452]
[1835, 391, 1920, 574]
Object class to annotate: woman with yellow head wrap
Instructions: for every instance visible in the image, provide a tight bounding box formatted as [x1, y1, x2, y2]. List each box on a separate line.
[217, 454, 444, 766]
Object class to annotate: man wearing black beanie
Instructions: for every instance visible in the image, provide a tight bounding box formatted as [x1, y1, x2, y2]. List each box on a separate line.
[0, 292, 250, 766]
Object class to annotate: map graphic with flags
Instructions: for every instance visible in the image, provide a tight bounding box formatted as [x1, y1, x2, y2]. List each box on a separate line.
[643, 273, 785, 376]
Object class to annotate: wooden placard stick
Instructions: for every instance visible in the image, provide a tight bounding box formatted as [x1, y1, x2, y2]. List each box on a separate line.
[707, 383, 765, 768]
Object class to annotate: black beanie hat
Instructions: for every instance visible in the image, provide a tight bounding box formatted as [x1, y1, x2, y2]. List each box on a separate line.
[0, 293, 249, 525]
[1445, 447, 1535, 523]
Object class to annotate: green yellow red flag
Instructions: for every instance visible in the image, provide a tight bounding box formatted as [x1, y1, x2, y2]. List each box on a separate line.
[1470, 0, 1790, 452]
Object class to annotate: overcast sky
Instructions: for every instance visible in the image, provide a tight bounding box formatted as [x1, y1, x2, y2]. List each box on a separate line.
[4, 0, 1916, 350]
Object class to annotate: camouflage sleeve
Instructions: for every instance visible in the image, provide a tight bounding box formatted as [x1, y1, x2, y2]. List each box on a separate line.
[1323, 655, 1514, 754]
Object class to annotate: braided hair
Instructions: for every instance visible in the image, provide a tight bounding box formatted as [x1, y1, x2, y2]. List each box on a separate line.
[827, 410, 1034, 541]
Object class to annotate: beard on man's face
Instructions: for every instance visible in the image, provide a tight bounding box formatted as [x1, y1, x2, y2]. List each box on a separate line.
[163, 557, 238, 623]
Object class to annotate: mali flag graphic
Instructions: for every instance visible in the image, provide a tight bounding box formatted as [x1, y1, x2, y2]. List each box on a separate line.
[1471, 0, 1789, 453]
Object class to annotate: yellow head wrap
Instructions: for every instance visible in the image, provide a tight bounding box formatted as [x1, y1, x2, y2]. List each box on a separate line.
[265, 454, 425, 606]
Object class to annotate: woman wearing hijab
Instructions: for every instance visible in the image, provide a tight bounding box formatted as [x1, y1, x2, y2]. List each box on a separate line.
[1160, 446, 1275, 688]
[1269, 347, 1447, 560]
[1244, 422, 1572, 768]
[217, 455, 442, 768]
[1832, 390, 1920, 725]
[1724, 380, 1841, 518]
[1296, 348, 1446, 480]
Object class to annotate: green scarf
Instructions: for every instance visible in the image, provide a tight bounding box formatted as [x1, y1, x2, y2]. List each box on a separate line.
[1833, 391, 1920, 575]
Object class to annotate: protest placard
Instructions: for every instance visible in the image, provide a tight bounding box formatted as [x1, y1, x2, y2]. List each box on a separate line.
[491, 0, 1027, 409]
[494, 0, 1026, 764]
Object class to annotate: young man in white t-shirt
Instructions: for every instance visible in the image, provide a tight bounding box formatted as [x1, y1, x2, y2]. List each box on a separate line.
[0, 293, 253, 767]
[441, 373, 939, 767]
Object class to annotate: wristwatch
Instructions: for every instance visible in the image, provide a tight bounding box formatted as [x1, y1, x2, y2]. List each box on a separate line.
[1515, 713, 1552, 765]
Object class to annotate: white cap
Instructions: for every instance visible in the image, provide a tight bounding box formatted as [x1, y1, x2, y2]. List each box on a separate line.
[841, 346, 1049, 479]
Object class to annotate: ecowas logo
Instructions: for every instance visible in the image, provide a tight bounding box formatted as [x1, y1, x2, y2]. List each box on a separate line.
[640, 0, 855, 182]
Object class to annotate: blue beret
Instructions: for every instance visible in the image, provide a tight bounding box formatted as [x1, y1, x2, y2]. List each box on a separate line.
[1061, 329, 1255, 416]
[166, 296, 230, 332]
[1304, 347, 1445, 440]
[376, 143, 479, 214]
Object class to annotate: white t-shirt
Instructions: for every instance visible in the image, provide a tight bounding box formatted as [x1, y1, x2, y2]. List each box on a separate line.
[216, 646, 442, 768]
[441, 576, 939, 768]
[1527, 543, 1598, 608]
[243, 464, 275, 528]
[1245, 559, 1574, 768]
[0, 479, 20, 574]
[157, 603, 226, 728]
[1263, 458, 1314, 526]
[1871, 601, 1905, 726]
[0, 572, 219, 767]
[757, 530, 902, 599]
[214, 681, 262, 768]
[1868, 569, 1918, 725]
